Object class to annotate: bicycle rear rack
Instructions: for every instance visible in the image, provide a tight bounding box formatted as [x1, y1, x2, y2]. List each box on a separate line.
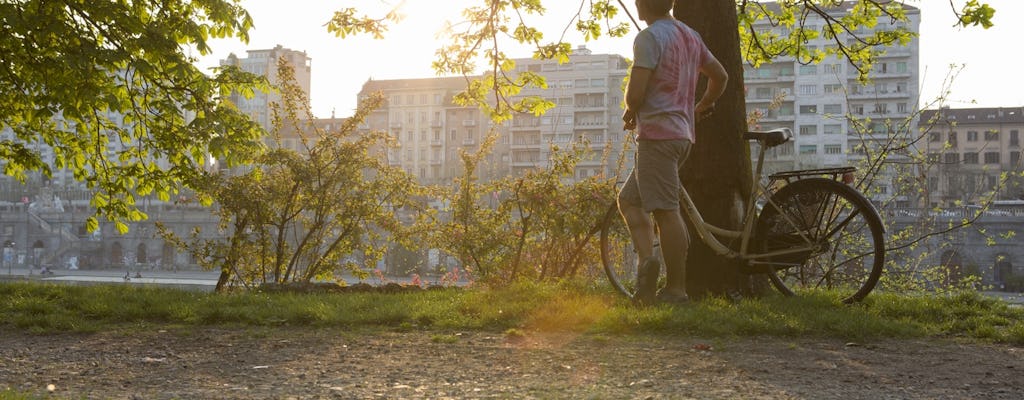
[769, 167, 856, 184]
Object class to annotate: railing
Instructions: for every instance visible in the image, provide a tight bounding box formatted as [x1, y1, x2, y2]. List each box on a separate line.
[884, 207, 1024, 219]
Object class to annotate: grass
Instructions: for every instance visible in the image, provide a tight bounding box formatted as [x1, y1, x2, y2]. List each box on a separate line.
[1, 280, 1023, 344]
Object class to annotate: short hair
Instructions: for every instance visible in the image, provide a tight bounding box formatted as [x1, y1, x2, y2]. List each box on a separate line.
[641, 0, 674, 15]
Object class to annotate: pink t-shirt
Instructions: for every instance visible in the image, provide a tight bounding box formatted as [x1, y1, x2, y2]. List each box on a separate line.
[632, 19, 713, 142]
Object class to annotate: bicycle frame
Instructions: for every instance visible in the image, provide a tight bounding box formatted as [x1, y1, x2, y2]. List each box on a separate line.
[677, 138, 818, 264]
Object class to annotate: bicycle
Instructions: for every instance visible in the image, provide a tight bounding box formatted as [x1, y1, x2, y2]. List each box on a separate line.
[599, 128, 886, 304]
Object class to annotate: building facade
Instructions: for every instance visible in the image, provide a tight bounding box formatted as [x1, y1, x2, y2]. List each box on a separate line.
[356, 46, 631, 185]
[919, 106, 1024, 207]
[221, 45, 312, 132]
[744, 2, 921, 201]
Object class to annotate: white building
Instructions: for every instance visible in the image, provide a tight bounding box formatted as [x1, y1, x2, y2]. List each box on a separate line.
[221, 45, 312, 132]
[744, 2, 921, 201]
[357, 46, 632, 185]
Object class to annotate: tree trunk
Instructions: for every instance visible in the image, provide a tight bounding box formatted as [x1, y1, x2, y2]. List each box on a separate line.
[673, 1, 764, 298]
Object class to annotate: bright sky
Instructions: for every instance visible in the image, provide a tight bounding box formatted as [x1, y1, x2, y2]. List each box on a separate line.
[196, 0, 1024, 119]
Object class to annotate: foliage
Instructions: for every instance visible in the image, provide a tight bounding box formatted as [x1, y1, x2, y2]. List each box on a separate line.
[426, 135, 623, 285]
[0, 0, 266, 232]
[843, 67, 1006, 294]
[159, 59, 423, 290]
[738, 1, 995, 82]
[3, 282, 1024, 344]
[327, 0, 635, 121]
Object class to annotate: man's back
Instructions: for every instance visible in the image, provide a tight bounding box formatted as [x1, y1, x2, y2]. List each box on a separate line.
[632, 19, 713, 142]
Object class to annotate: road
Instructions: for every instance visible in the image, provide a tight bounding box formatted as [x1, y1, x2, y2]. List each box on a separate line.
[0, 267, 432, 291]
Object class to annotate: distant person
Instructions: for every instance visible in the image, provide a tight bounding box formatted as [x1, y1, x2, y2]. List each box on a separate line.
[619, 0, 728, 305]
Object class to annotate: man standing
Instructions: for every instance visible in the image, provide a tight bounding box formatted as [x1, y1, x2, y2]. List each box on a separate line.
[619, 0, 728, 305]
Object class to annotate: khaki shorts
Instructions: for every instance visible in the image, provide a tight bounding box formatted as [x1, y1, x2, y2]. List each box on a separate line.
[618, 139, 692, 213]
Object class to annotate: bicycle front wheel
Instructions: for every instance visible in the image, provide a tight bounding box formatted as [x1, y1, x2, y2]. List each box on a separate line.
[599, 202, 637, 298]
[755, 178, 885, 303]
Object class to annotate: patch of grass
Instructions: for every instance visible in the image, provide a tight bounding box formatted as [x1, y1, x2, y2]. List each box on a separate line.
[2, 281, 1023, 344]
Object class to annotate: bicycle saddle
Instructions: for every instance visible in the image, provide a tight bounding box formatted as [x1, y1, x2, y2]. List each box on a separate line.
[743, 128, 793, 147]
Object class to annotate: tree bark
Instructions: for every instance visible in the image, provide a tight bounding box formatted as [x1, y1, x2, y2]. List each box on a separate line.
[673, 1, 762, 298]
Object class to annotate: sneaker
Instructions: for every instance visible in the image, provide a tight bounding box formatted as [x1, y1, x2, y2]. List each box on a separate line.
[655, 290, 691, 306]
[633, 257, 660, 306]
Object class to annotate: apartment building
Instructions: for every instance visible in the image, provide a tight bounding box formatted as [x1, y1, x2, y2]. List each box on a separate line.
[508, 46, 631, 180]
[221, 45, 312, 133]
[919, 107, 1024, 207]
[356, 46, 631, 185]
[744, 2, 921, 200]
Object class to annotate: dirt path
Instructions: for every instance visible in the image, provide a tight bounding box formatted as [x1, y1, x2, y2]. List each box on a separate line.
[2, 328, 1023, 399]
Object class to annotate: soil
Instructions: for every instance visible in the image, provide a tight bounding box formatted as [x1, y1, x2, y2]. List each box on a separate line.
[2, 328, 1023, 399]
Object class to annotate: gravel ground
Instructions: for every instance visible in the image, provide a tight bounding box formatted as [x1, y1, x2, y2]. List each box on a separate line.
[2, 327, 1024, 399]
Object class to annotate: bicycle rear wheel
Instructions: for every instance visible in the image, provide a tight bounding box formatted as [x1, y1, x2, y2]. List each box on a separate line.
[599, 202, 638, 298]
[755, 178, 885, 303]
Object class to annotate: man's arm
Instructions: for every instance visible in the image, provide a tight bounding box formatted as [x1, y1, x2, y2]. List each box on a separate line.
[623, 66, 653, 130]
[695, 56, 728, 121]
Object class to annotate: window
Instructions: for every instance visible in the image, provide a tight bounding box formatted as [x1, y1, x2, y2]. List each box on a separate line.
[1011, 130, 1020, 146]
[963, 152, 979, 164]
[799, 145, 818, 154]
[896, 82, 907, 93]
[799, 125, 818, 135]
[873, 103, 888, 114]
[799, 85, 817, 95]
[574, 79, 589, 88]
[853, 104, 864, 115]
[591, 78, 606, 87]
[824, 144, 842, 154]
[755, 87, 772, 99]
[984, 152, 1000, 164]
[779, 103, 794, 116]
[943, 153, 959, 164]
[823, 104, 842, 114]
[824, 84, 843, 94]
[778, 65, 794, 76]
[824, 124, 842, 135]
[967, 131, 979, 141]
[896, 62, 908, 73]
[897, 103, 908, 113]
[947, 132, 958, 147]
[824, 64, 842, 74]
[799, 105, 818, 114]
[799, 65, 817, 75]
[926, 153, 940, 162]
[1011, 151, 1021, 166]
[985, 130, 999, 141]
[928, 177, 939, 191]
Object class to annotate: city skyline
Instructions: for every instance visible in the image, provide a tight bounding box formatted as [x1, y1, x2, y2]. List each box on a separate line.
[196, 0, 1024, 118]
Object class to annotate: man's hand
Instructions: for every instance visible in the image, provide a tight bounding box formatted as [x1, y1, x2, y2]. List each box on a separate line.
[623, 109, 637, 130]
[695, 102, 715, 122]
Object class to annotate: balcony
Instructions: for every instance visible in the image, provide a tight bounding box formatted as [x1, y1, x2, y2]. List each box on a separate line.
[462, 120, 477, 127]
[575, 120, 607, 128]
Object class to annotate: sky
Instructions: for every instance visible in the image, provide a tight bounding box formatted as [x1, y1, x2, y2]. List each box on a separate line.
[196, 0, 1024, 119]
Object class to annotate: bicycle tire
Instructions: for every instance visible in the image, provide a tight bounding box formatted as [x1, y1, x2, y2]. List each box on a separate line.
[754, 178, 885, 303]
[599, 201, 638, 298]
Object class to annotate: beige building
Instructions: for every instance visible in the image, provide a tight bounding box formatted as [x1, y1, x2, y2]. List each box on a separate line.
[919, 107, 1024, 207]
[357, 46, 631, 185]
